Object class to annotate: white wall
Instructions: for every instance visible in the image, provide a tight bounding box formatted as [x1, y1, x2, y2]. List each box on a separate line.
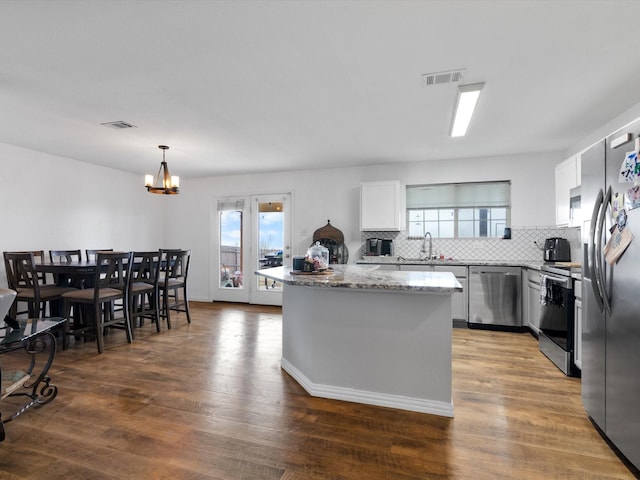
[166, 150, 561, 301]
[0, 142, 165, 288]
[566, 102, 640, 158]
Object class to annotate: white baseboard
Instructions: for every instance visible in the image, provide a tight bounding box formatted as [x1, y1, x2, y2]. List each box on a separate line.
[281, 358, 454, 418]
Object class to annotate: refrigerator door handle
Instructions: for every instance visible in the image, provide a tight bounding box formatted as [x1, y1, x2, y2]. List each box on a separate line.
[595, 186, 612, 315]
[589, 188, 605, 313]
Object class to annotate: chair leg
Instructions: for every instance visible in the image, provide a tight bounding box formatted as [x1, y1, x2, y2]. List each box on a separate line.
[27, 301, 39, 319]
[146, 290, 161, 333]
[62, 301, 72, 350]
[131, 294, 140, 335]
[183, 285, 191, 324]
[152, 291, 161, 332]
[95, 303, 104, 354]
[135, 294, 143, 328]
[163, 289, 172, 330]
[124, 296, 133, 344]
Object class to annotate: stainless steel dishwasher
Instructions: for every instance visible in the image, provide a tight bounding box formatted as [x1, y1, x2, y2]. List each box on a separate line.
[468, 265, 522, 329]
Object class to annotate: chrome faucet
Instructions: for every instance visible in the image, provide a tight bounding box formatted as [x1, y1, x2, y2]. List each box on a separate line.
[421, 232, 432, 259]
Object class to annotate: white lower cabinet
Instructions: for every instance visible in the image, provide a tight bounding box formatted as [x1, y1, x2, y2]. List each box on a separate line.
[574, 279, 582, 370]
[526, 269, 542, 334]
[399, 265, 468, 321]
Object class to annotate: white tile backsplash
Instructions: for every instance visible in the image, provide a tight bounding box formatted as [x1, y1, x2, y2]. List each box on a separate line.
[361, 226, 582, 263]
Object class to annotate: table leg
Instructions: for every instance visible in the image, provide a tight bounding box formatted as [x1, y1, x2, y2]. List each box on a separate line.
[1, 331, 59, 432]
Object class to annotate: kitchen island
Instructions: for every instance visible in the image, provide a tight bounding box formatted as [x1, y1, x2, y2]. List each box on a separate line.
[255, 264, 462, 417]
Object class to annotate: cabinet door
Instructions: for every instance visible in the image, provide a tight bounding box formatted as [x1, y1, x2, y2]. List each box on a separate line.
[527, 273, 542, 333]
[360, 181, 406, 231]
[452, 277, 468, 321]
[433, 265, 467, 321]
[555, 156, 579, 226]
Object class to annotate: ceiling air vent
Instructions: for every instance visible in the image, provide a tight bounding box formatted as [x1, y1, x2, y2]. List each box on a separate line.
[422, 69, 465, 87]
[101, 121, 137, 129]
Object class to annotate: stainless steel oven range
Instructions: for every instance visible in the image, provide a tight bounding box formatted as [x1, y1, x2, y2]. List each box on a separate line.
[539, 264, 580, 377]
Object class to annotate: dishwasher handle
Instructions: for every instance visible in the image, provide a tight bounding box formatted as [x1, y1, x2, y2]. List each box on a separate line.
[469, 267, 521, 276]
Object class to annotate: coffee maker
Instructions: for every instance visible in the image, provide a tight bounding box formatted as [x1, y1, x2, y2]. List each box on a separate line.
[365, 238, 393, 256]
[543, 237, 571, 262]
[365, 238, 381, 256]
[380, 239, 393, 256]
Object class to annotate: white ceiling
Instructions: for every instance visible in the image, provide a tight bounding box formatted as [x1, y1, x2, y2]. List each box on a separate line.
[2, 0, 640, 178]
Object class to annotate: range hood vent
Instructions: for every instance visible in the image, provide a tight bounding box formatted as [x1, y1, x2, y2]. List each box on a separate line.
[422, 69, 465, 87]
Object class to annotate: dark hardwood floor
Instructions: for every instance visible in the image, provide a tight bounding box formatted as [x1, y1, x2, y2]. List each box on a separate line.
[0, 301, 634, 479]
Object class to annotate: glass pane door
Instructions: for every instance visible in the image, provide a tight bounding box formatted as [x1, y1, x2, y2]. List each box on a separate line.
[220, 210, 243, 289]
[214, 197, 250, 303]
[212, 193, 290, 305]
[251, 194, 290, 305]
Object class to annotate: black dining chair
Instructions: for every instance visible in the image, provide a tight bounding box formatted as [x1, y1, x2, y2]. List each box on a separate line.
[158, 249, 191, 329]
[85, 249, 113, 262]
[3, 252, 77, 319]
[3, 250, 48, 317]
[49, 249, 83, 287]
[62, 251, 133, 354]
[49, 249, 82, 263]
[129, 251, 161, 334]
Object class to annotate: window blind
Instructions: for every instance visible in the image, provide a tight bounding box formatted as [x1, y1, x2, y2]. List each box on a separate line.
[406, 181, 510, 209]
[217, 198, 245, 211]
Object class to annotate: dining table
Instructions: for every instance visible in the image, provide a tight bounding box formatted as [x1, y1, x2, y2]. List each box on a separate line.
[36, 260, 98, 285]
[36, 261, 99, 317]
[37, 259, 99, 289]
[35, 257, 157, 319]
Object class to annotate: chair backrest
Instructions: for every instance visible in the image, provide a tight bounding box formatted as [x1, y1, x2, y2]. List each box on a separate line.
[131, 251, 161, 285]
[3, 252, 40, 290]
[49, 249, 82, 263]
[30, 250, 45, 264]
[3, 250, 46, 286]
[94, 251, 133, 294]
[86, 249, 114, 262]
[160, 249, 191, 283]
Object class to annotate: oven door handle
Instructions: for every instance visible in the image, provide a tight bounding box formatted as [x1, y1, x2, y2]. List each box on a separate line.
[546, 275, 571, 289]
[589, 188, 605, 313]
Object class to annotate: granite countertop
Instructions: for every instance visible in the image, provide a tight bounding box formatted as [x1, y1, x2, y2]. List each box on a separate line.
[356, 257, 587, 281]
[357, 256, 549, 271]
[255, 265, 462, 293]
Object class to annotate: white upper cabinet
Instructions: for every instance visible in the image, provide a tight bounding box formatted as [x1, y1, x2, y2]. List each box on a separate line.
[555, 155, 580, 226]
[360, 181, 406, 231]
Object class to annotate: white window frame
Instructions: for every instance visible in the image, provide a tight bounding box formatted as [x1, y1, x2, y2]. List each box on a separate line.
[406, 181, 511, 239]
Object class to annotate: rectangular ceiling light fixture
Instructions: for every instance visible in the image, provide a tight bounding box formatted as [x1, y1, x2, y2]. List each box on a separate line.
[449, 82, 484, 137]
[101, 120, 137, 129]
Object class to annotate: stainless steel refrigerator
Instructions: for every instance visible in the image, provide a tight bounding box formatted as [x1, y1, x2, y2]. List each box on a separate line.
[582, 118, 640, 470]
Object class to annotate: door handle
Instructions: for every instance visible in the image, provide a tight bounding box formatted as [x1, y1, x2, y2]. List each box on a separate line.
[589, 188, 605, 313]
[596, 187, 612, 315]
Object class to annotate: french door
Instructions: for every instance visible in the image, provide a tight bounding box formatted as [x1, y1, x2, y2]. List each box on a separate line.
[213, 193, 290, 305]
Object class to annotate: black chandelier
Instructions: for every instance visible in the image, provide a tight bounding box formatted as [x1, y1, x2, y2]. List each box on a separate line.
[144, 145, 179, 195]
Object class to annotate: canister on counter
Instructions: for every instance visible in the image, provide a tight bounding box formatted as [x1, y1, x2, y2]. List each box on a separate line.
[292, 256, 305, 271]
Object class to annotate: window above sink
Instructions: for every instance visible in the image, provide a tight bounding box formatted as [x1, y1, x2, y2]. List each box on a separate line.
[406, 181, 511, 239]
